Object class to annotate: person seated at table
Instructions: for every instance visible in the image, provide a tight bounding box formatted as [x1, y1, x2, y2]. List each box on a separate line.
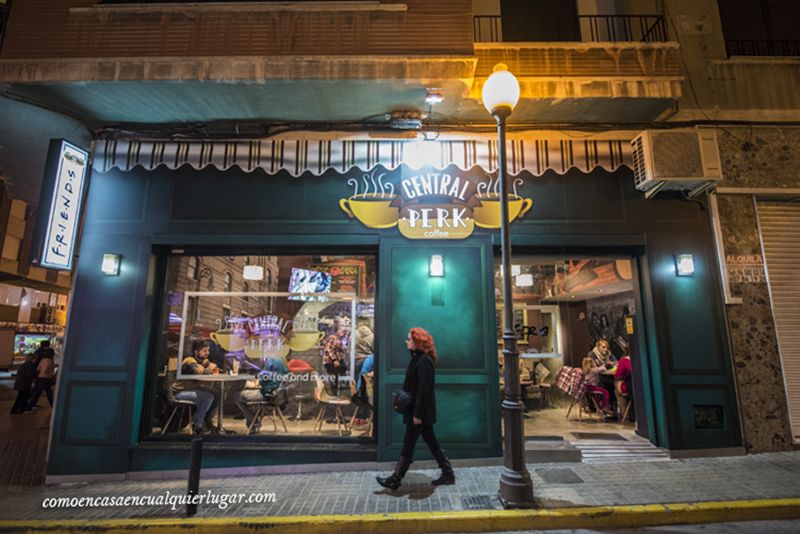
[234, 356, 289, 434]
[587, 339, 618, 369]
[587, 338, 618, 401]
[582, 355, 615, 417]
[614, 353, 633, 419]
[351, 353, 374, 426]
[171, 374, 215, 435]
[181, 339, 221, 429]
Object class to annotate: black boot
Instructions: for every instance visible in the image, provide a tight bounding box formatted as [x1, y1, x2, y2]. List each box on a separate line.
[376, 456, 412, 491]
[431, 448, 455, 486]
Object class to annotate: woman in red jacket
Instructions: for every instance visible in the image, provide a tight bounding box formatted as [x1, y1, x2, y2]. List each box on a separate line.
[376, 327, 454, 490]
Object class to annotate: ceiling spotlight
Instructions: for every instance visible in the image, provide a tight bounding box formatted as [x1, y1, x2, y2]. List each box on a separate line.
[425, 88, 444, 106]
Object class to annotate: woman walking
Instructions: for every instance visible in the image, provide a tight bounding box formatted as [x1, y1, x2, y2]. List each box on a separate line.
[376, 327, 455, 490]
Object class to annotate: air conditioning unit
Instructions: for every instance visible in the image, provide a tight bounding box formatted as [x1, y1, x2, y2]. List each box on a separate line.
[631, 129, 722, 195]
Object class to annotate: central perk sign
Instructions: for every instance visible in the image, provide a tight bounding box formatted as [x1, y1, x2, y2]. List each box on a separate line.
[339, 167, 532, 239]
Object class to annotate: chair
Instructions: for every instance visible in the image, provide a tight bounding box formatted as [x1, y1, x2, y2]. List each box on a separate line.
[615, 378, 633, 423]
[566, 388, 606, 421]
[245, 388, 289, 434]
[313, 377, 351, 435]
[162, 374, 196, 435]
[349, 371, 374, 435]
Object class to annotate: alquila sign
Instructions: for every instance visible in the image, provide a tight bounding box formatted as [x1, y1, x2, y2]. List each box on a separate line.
[339, 167, 533, 239]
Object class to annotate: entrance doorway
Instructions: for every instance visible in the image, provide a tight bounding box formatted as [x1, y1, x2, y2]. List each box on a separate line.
[495, 256, 661, 461]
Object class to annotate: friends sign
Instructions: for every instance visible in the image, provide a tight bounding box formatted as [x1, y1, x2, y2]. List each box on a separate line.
[339, 167, 532, 239]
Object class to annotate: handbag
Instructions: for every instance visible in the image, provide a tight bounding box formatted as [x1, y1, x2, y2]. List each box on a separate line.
[392, 388, 415, 414]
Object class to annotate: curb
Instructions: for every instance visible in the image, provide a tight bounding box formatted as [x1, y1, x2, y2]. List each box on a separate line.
[1, 498, 799, 533]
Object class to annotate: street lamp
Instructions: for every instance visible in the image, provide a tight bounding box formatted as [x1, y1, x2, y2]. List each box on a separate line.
[483, 63, 534, 509]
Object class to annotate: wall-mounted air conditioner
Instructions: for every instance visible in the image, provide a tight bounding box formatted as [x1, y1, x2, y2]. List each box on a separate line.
[631, 129, 722, 196]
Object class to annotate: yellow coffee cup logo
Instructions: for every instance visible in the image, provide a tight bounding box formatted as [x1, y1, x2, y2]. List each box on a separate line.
[339, 194, 399, 229]
[211, 329, 246, 353]
[473, 194, 533, 229]
[288, 331, 325, 352]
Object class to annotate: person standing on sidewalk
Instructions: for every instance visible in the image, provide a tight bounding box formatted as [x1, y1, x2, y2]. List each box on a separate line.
[376, 327, 455, 490]
[28, 349, 56, 409]
[11, 353, 36, 414]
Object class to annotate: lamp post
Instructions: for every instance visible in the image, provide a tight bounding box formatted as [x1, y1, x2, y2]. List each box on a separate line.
[483, 63, 534, 509]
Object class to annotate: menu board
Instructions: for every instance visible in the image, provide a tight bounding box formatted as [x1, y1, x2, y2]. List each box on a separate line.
[310, 263, 363, 295]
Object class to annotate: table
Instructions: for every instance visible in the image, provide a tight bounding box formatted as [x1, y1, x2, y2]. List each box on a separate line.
[192, 374, 252, 433]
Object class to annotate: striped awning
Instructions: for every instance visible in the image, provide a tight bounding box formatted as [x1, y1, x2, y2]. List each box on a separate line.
[93, 136, 633, 177]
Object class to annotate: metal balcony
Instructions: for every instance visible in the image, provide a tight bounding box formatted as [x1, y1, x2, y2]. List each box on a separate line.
[725, 39, 800, 57]
[474, 14, 668, 43]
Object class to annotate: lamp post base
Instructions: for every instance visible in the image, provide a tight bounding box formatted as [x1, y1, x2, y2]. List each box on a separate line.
[498, 468, 535, 509]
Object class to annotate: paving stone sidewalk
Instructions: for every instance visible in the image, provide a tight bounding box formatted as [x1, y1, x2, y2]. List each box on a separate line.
[1, 452, 799, 522]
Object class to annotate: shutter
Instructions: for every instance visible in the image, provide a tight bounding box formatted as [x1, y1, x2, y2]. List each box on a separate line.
[758, 201, 800, 441]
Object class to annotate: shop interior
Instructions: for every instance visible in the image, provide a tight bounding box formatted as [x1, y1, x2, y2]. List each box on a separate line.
[494, 257, 644, 442]
[150, 254, 376, 439]
[150, 253, 646, 449]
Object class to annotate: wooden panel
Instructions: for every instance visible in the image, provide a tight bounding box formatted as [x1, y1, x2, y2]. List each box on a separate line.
[62, 382, 126, 445]
[67, 240, 149, 370]
[377, 237, 502, 461]
[1, 1, 473, 58]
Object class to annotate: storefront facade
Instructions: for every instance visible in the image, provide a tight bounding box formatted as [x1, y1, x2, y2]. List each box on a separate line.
[45, 134, 743, 479]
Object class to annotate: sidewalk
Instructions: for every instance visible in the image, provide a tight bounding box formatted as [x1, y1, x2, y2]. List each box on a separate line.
[0, 451, 799, 531]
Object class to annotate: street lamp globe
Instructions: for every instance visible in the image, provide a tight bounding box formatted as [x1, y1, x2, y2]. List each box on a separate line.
[482, 63, 520, 115]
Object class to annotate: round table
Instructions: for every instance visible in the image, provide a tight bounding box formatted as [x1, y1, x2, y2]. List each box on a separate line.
[191, 374, 252, 433]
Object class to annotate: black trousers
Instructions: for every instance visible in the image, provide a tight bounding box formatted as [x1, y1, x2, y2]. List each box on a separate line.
[29, 378, 54, 408]
[400, 422, 442, 460]
[11, 390, 31, 414]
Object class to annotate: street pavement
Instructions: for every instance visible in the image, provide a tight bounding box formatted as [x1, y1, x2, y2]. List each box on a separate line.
[0, 451, 799, 522]
[459, 520, 800, 533]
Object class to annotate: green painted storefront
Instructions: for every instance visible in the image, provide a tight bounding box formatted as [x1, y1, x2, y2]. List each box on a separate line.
[45, 160, 742, 479]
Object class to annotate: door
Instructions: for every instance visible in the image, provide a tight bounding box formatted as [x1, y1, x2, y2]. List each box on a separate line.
[376, 236, 502, 460]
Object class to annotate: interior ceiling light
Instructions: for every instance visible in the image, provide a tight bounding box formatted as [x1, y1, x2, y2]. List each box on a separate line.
[424, 88, 444, 106]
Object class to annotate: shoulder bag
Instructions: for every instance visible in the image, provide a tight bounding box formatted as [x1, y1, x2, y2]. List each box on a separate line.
[392, 388, 415, 414]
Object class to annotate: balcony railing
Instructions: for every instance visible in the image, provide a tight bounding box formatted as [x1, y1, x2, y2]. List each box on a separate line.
[474, 14, 667, 43]
[726, 39, 800, 57]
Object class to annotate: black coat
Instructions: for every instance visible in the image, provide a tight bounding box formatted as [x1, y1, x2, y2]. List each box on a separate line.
[402, 350, 436, 425]
[14, 361, 36, 391]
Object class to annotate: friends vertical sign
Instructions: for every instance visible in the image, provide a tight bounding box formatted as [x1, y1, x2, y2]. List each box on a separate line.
[32, 140, 90, 271]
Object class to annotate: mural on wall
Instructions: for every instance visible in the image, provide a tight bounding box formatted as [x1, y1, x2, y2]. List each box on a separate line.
[585, 292, 636, 358]
[338, 166, 533, 239]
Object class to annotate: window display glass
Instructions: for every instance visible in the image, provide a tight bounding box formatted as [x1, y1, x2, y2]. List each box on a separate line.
[495, 257, 640, 438]
[146, 254, 376, 440]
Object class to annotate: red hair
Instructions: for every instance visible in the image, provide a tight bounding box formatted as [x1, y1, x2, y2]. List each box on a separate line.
[409, 327, 438, 363]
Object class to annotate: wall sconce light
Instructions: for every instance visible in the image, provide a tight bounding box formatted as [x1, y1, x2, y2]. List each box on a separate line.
[243, 265, 264, 281]
[675, 254, 695, 276]
[429, 254, 444, 277]
[101, 253, 121, 276]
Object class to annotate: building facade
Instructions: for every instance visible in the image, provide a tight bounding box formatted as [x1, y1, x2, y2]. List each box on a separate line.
[0, 0, 797, 480]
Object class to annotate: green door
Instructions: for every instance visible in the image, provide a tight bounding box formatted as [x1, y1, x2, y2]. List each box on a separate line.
[376, 236, 502, 461]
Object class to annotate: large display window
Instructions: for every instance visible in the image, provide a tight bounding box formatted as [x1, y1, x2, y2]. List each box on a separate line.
[495, 256, 643, 439]
[145, 254, 376, 440]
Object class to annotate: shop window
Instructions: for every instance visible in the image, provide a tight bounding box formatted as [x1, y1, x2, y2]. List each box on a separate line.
[147, 254, 376, 442]
[187, 257, 199, 281]
[224, 272, 233, 293]
[186, 296, 199, 326]
[494, 257, 641, 437]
